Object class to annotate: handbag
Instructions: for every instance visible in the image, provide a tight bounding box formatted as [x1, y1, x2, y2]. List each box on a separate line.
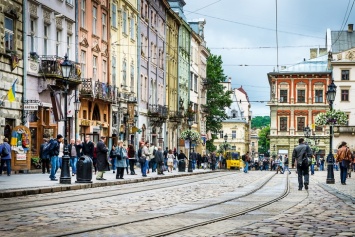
[341, 160, 349, 168]
[139, 157, 146, 163]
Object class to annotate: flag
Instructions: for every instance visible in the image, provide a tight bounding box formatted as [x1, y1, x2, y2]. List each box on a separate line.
[8, 79, 17, 102]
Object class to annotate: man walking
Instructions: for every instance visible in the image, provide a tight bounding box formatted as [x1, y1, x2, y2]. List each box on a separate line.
[283, 154, 291, 174]
[48, 135, 63, 181]
[242, 152, 250, 173]
[39, 138, 50, 174]
[155, 147, 165, 175]
[142, 141, 150, 177]
[96, 136, 109, 180]
[292, 138, 312, 190]
[0, 138, 12, 176]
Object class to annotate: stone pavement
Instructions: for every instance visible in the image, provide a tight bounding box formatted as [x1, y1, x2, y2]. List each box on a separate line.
[0, 166, 213, 198]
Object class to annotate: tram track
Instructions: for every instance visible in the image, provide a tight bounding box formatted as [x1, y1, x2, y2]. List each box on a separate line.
[0, 172, 234, 213]
[48, 172, 279, 237]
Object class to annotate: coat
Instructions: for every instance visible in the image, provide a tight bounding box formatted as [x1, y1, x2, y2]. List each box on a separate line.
[0, 142, 11, 160]
[292, 143, 312, 165]
[96, 140, 109, 171]
[116, 147, 127, 168]
[82, 141, 94, 158]
[155, 150, 164, 164]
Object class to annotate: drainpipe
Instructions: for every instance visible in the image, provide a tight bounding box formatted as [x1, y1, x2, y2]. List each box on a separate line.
[136, 0, 141, 150]
[22, 0, 27, 126]
[75, 0, 79, 139]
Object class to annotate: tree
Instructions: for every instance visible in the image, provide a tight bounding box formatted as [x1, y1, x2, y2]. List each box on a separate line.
[205, 54, 232, 152]
[251, 116, 270, 129]
[258, 125, 270, 156]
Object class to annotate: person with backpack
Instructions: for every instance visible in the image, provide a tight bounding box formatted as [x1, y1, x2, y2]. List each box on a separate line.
[242, 152, 250, 173]
[109, 145, 118, 174]
[292, 138, 312, 190]
[0, 138, 12, 176]
[47, 135, 63, 181]
[39, 138, 50, 174]
[127, 144, 136, 175]
[336, 141, 352, 185]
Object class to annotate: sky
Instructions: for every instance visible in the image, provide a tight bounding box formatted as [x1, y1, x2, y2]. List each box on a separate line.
[184, 0, 354, 116]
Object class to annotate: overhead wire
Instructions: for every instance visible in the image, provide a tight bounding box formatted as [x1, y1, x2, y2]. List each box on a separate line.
[331, 0, 355, 47]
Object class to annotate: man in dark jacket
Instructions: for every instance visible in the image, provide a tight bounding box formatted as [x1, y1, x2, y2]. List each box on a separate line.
[96, 136, 109, 180]
[40, 138, 50, 174]
[0, 138, 12, 176]
[155, 147, 165, 175]
[82, 135, 94, 158]
[292, 138, 312, 190]
[49, 135, 63, 181]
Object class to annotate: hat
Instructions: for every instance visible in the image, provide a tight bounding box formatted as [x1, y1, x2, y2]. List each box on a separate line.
[57, 134, 63, 139]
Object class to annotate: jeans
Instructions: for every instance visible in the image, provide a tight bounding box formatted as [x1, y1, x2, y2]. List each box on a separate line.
[244, 161, 249, 173]
[334, 163, 339, 171]
[141, 159, 148, 176]
[129, 159, 135, 174]
[0, 159, 11, 175]
[340, 164, 347, 184]
[58, 157, 62, 169]
[283, 165, 291, 173]
[192, 160, 196, 169]
[151, 158, 157, 172]
[320, 163, 324, 171]
[297, 164, 309, 189]
[311, 164, 315, 175]
[70, 156, 78, 174]
[49, 156, 59, 180]
[111, 157, 117, 170]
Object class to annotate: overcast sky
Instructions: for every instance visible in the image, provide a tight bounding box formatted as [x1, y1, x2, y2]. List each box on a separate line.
[185, 0, 353, 116]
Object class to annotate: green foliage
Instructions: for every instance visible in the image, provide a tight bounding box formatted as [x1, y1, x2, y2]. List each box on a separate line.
[258, 125, 270, 155]
[205, 54, 232, 153]
[251, 116, 270, 129]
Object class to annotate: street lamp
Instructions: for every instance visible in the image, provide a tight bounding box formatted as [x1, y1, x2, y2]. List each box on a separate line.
[303, 125, 311, 138]
[60, 54, 72, 184]
[74, 99, 81, 139]
[326, 79, 337, 184]
[223, 134, 228, 152]
[187, 109, 194, 173]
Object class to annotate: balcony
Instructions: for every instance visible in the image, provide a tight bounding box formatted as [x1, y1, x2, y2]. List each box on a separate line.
[39, 55, 81, 84]
[169, 110, 185, 123]
[148, 104, 168, 127]
[200, 104, 209, 114]
[80, 78, 118, 102]
[201, 79, 209, 90]
[334, 126, 355, 137]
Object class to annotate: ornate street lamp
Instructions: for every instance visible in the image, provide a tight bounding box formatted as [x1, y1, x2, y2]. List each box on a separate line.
[187, 109, 194, 173]
[303, 125, 311, 138]
[326, 79, 337, 184]
[60, 54, 72, 184]
[223, 134, 228, 152]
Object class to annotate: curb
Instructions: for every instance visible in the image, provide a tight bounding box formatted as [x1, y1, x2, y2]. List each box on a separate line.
[0, 171, 214, 198]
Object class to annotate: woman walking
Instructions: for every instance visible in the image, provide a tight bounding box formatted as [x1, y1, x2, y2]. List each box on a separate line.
[116, 141, 127, 179]
[127, 144, 136, 175]
[109, 145, 117, 174]
[336, 141, 352, 185]
[167, 149, 174, 172]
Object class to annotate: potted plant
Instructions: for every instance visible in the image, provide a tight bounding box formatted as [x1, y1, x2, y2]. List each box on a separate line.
[315, 110, 348, 126]
[180, 129, 201, 142]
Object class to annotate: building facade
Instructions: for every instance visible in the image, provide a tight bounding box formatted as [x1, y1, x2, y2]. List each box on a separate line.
[267, 55, 331, 162]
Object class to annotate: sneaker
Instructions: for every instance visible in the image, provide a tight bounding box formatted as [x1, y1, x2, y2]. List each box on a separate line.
[298, 188, 302, 191]
[305, 183, 308, 190]
[51, 179, 58, 181]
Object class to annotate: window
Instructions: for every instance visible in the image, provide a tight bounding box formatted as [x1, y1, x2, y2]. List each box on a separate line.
[122, 10, 127, 34]
[219, 131, 223, 139]
[341, 70, 349, 80]
[102, 60, 107, 80]
[315, 126, 322, 132]
[44, 25, 49, 55]
[297, 117, 305, 131]
[93, 56, 97, 80]
[232, 130, 236, 139]
[102, 13, 107, 41]
[130, 64, 134, 91]
[190, 73, 194, 91]
[280, 90, 287, 103]
[130, 16, 135, 39]
[56, 30, 61, 56]
[341, 89, 349, 101]
[81, 0, 86, 28]
[111, 4, 117, 28]
[194, 75, 198, 92]
[81, 50, 86, 78]
[280, 117, 287, 131]
[66, 0, 74, 5]
[5, 17, 14, 51]
[112, 56, 116, 85]
[297, 89, 305, 103]
[194, 103, 198, 122]
[67, 35, 71, 56]
[122, 61, 127, 86]
[315, 90, 323, 103]
[93, 7, 97, 35]
[29, 19, 37, 52]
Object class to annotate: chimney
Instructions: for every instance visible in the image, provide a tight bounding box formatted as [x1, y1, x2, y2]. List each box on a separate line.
[348, 24, 353, 33]
[310, 48, 317, 59]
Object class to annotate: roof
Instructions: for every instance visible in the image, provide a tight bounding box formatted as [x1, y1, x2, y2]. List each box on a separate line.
[278, 54, 330, 73]
[331, 30, 355, 53]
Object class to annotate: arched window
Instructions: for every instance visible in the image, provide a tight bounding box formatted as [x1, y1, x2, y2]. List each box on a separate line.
[92, 104, 100, 121]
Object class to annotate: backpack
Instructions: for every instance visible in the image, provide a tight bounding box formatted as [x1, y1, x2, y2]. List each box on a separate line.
[138, 148, 142, 157]
[42, 139, 58, 157]
[153, 148, 156, 156]
[1, 145, 9, 157]
[242, 155, 246, 161]
[128, 148, 135, 158]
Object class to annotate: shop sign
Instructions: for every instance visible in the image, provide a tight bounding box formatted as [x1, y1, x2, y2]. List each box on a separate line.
[24, 104, 38, 111]
[16, 153, 26, 160]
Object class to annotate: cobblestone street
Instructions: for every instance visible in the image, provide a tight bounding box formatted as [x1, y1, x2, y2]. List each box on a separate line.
[0, 169, 353, 237]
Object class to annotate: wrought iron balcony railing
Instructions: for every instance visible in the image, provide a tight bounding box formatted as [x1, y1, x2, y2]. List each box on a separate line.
[148, 104, 168, 118]
[80, 78, 118, 102]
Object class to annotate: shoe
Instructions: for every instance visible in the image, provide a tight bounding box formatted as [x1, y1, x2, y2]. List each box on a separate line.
[289, 172, 291, 174]
[72, 174, 75, 176]
[7, 174, 10, 176]
[119, 177, 124, 179]
[42, 172, 45, 174]
[113, 171, 115, 173]
[143, 175, 147, 177]
[96, 178, 104, 180]
[298, 188, 302, 191]
[51, 179, 58, 181]
[305, 184, 308, 190]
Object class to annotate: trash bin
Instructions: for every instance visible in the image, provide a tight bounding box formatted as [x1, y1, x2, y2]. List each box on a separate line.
[178, 159, 186, 172]
[76, 155, 93, 183]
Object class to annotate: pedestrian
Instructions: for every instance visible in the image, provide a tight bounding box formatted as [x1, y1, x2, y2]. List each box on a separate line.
[197, 153, 202, 169]
[96, 136, 109, 180]
[82, 135, 95, 172]
[191, 149, 197, 170]
[115, 141, 127, 179]
[178, 150, 187, 171]
[211, 152, 217, 170]
[93, 143, 97, 174]
[68, 138, 82, 176]
[292, 138, 312, 190]
[310, 155, 316, 175]
[242, 152, 250, 173]
[39, 138, 50, 174]
[58, 139, 64, 169]
[203, 153, 208, 169]
[48, 135, 63, 181]
[141, 141, 150, 177]
[275, 156, 283, 174]
[109, 145, 117, 173]
[167, 149, 174, 173]
[122, 143, 129, 175]
[336, 141, 352, 185]
[155, 146, 165, 175]
[0, 138, 12, 176]
[319, 157, 325, 171]
[283, 154, 291, 174]
[149, 143, 157, 173]
[127, 144, 136, 175]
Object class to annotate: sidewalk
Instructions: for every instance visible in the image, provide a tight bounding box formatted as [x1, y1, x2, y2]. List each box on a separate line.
[0, 167, 213, 198]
